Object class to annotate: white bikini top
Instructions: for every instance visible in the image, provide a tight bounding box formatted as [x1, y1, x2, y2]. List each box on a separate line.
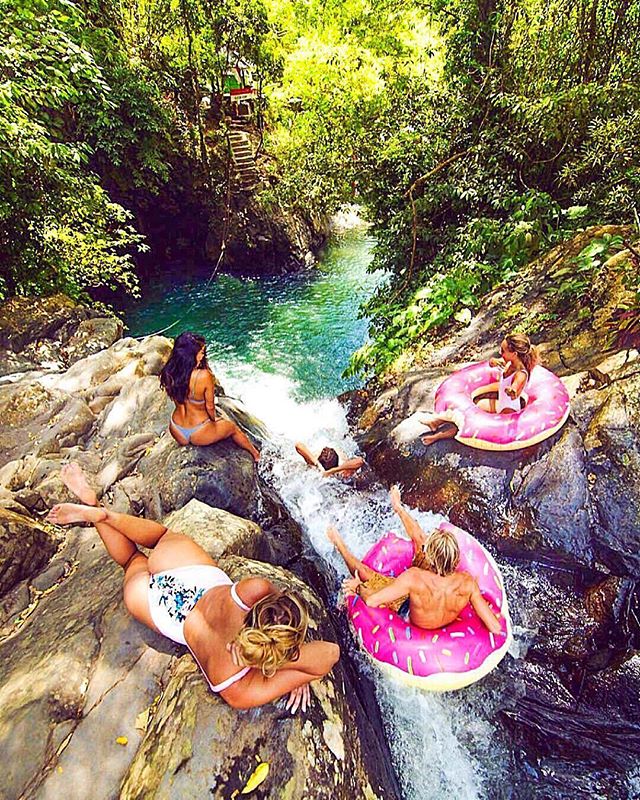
[188, 582, 253, 693]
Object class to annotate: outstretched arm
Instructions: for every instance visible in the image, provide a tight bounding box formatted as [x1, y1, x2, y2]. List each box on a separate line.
[323, 456, 364, 477]
[345, 569, 414, 609]
[469, 581, 502, 634]
[295, 442, 321, 468]
[222, 641, 340, 710]
[389, 486, 426, 549]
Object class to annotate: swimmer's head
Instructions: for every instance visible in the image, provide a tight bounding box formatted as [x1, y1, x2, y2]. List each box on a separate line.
[501, 332, 539, 373]
[233, 590, 309, 678]
[318, 447, 339, 470]
[423, 529, 460, 576]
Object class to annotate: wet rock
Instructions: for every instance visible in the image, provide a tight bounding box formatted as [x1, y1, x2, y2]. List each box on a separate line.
[511, 426, 593, 562]
[356, 354, 640, 578]
[500, 659, 640, 771]
[578, 370, 640, 575]
[120, 556, 399, 800]
[0, 508, 62, 596]
[134, 434, 260, 521]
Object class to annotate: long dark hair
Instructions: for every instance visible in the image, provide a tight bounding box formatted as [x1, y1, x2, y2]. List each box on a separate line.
[160, 332, 209, 403]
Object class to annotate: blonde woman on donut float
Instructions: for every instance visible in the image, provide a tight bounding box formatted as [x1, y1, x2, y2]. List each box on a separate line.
[327, 486, 501, 635]
[420, 333, 569, 450]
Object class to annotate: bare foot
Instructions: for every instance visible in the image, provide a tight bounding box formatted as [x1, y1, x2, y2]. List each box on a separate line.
[421, 428, 454, 446]
[60, 463, 98, 506]
[47, 503, 106, 526]
[326, 526, 343, 548]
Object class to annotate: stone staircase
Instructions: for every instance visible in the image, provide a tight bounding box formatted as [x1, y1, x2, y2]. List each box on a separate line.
[227, 122, 259, 192]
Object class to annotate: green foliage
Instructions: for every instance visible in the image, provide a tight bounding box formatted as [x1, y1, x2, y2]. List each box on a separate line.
[549, 234, 624, 304]
[343, 0, 640, 376]
[0, 0, 145, 301]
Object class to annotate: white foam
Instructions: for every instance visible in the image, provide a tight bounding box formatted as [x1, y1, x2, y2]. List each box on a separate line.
[217, 362, 508, 800]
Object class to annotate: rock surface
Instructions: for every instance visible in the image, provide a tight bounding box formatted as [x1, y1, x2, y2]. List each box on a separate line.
[345, 228, 640, 798]
[0, 499, 397, 800]
[0, 294, 122, 377]
[0, 296, 398, 800]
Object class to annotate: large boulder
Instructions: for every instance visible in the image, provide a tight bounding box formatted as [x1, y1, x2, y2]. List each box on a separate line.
[0, 501, 398, 800]
[355, 352, 640, 579]
[119, 555, 399, 800]
[0, 294, 122, 377]
[0, 382, 95, 468]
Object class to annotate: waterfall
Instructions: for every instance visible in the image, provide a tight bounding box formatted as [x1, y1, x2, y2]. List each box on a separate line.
[218, 365, 517, 800]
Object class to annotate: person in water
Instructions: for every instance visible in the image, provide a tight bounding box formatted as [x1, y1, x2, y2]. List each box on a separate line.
[327, 486, 501, 633]
[161, 332, 260, 461]
[48, 463, 339, 711]
[295, 442, 365, 480]
[420, 332, 539, 446]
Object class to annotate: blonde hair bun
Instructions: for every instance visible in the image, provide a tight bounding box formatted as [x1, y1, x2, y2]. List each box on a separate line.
[233, 591, 309, 678]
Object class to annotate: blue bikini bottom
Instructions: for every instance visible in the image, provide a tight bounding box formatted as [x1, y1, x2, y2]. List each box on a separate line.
[170, 417, 211, 442]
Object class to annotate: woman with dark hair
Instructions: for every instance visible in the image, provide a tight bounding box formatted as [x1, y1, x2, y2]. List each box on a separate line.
[160, 332, 260, 461]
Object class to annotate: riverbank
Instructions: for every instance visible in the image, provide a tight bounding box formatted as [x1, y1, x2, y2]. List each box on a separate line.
[0, 302, 400, 799]
[344, 225, 640, 797]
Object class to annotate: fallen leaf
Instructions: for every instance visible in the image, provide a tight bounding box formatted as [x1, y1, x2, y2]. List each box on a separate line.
[241, 762, 269, 794]
[135, 708, 150, 732]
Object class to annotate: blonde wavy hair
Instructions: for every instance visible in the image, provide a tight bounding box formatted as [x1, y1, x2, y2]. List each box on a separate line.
[233, 591, 309, 678]
[504, 332, 539, 374]
[421, 529, 460, 576]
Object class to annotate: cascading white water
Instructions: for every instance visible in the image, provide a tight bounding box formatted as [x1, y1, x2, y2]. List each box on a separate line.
[217, 364, 520, 800]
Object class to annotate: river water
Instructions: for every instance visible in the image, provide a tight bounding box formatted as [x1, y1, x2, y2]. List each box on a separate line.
[124, 225, 637, 800]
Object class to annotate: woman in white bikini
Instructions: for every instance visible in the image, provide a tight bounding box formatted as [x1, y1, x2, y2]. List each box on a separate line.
[420, 332, 539, 446]
[48, 464, 339, 711]
[160, 331, 260, 461]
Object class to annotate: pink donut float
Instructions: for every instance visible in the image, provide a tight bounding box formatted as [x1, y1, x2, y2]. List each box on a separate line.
[347, 523, 512, 691]
[432, 361, 570, 450]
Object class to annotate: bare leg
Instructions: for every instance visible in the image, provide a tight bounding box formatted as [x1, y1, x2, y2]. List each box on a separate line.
[421, 424, 458, 446]
[389, 486, 426, 549]
[53, 463, 167, 559]
[326, 526, 377, 581]
[476, 397, 497, 412]
[419, 414, 449, 433]
[191, 419, 260, 462]
[57, 464, 158, 630]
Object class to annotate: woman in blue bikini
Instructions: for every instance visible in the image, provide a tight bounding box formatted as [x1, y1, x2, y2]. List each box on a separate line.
[48, 464, 340, 711]
[160, 332, 260, 461]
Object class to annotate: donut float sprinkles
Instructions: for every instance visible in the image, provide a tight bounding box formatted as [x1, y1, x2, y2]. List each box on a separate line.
[433, 361, 570, 451]
[347, 524, 512, 691]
